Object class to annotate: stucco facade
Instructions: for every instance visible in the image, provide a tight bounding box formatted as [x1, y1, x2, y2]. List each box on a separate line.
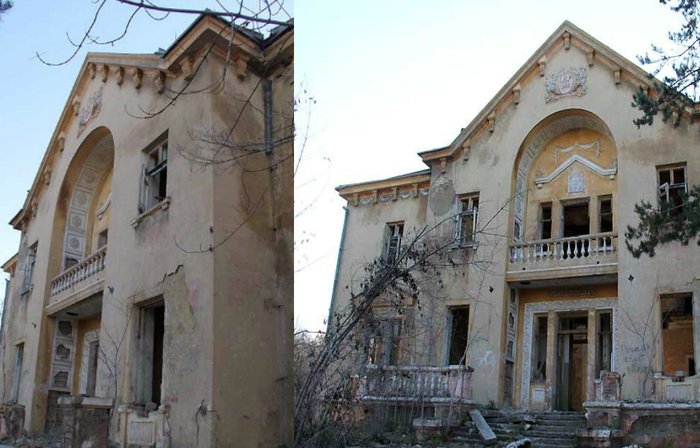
[1, 15, 293, 448]
[331, 21, 700, 413]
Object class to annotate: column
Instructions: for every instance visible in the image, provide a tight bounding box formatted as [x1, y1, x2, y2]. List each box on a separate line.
[587, 309, 597, 402]
[546, 310, 557, 411]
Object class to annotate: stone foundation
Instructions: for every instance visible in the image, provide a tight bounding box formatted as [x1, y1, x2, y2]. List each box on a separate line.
[58, 396, 113, 448]
[0, 403, 25, 441]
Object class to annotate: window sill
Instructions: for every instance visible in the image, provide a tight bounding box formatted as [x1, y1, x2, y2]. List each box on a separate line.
[20, 285, 33, 297]
[131, 197, 171, 229]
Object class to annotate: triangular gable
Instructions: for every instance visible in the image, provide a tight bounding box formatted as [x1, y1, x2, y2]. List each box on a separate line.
[418, 20, 672, 165]
[533, 154, 617, 188]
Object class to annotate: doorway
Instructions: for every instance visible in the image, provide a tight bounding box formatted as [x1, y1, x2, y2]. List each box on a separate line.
[556, 314, 588, 411]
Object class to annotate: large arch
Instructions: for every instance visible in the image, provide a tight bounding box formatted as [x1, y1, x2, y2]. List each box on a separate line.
[58, 127, 115, 270]
[511, 109, 617, 239]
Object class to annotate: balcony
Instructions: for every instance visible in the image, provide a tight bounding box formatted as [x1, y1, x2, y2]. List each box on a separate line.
[507, 232, 618, 282]
[47, 246, 107, 316]
[356, 365, 474, 405]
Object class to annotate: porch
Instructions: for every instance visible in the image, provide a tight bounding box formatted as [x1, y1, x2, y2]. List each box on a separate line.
[356, 365, 474, 405]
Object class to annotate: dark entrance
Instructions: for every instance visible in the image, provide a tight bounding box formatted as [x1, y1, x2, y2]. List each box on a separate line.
[556, 314, 588, 411]
[448, 307, 470, 365]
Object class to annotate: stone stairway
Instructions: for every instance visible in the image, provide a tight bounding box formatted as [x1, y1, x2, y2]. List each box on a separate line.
[451, 409, 585, 447]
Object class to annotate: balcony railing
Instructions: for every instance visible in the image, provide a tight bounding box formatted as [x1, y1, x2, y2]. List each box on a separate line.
[357, 365, 473, 404]
[50, 246, 107, 296]
[509, 232, 617, 265]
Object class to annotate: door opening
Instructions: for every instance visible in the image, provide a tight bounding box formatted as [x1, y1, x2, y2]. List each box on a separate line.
[448, 307, 470, 365]
[556, 315, 588, 411]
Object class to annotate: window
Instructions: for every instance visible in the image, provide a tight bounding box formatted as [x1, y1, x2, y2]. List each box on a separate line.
[539, 202, 552, 240]
[86, 340, 99, 396]
[367, 319, 402, 365]
[140, 137, 168, 212]
[532, 315, 548, 383]
[136, 303, 165, 405]
[599, 197, 613, 233]
[11, 343, 24, 402]
[447, 306, 470, 365]
[23, 244, 37, 290]
[596, 311, 612, 378]
[661, 294, 695, 377]
[562, 201, 589, 238]
[456, 194, 479, 245]
[658, 164, 687, 216]
[97, 230, 108, 249]
[384, 223, 404, 263]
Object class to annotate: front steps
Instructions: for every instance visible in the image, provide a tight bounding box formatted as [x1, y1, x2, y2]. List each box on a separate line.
[451, 409, 585, 447]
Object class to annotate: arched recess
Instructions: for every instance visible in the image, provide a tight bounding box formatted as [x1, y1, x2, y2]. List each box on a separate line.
[511, 109, 617, 241]
[58, 127, 115, 270]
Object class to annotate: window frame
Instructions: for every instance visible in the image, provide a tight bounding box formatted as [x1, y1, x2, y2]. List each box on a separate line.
[539, 202, 553, 240]
[383, 222, 404, 263]
[598, 196, 613, 234]
[456, 193, 479, 246]
[139, 133, 169, 214]
[23, 243, 37, 291]
[657, 163, 687, 213]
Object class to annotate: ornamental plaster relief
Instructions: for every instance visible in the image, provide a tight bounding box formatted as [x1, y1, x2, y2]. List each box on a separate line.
[545, 67, 588, 103]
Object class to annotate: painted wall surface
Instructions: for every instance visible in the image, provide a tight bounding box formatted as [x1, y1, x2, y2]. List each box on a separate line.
[331, 25, 700, 408]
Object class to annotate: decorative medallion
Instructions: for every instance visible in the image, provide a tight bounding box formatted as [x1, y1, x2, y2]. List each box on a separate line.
[69, 237, 80, 249]
[78, 87, 103, 136]
[568, 169, 585, 193]
[75, 192, 88, 206]
[71, 215, 83, 228]
[545, 67, 587, 102]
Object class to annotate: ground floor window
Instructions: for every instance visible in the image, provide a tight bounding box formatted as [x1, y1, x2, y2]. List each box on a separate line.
[596, 311, 612, 377]
[532, 315, 548, 382]
[137, 302, 165, 405]
[367, 318, 402, 366]
[661, 294, 695, 377]
[11, 343, 24, 402]
[447, 306, 470, 365]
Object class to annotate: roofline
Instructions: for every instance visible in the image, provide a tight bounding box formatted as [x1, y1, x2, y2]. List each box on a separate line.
[2, 253, 18, 273]
[418, 20, 683, 163]
[336, 169, 431, 195]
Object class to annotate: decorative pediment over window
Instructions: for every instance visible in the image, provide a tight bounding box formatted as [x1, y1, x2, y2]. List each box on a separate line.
[534, 154, 617, 189]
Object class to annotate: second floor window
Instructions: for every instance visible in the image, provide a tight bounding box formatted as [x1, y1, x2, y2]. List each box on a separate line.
[24, 244, 37, 290]
[141, 138, 168, 212]
[658, 164, 687, 215]
[539, 202, 552, 240]
[456, 194, 479, 245]
[384, 223, 404, 262]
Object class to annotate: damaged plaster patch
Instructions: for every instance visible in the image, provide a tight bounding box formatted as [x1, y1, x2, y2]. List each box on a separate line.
[428, 175, 455, 216]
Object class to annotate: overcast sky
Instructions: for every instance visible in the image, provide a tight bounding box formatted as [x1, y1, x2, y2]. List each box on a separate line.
[0, 1, 291, 307]
[293, 0, 682, 332]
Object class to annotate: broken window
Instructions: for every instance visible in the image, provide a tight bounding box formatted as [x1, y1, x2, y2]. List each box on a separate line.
[540, 202, 552, 240]
[532, 315, 548, 383]
[456, 194, 479, 245]
[11, 343, 24, 402]
[661, 294, 696, 377]
[596, 311, 612, 378]
[136, 303, 165, 405]
[367, 319, 402, 365]
[658, 164, 687, 216]
[97, 230, 108, 249]
[86, 340, 99, 396]
[448, 306, 470, 365]
[562, 201, 589, 238]
[23, 243, 37, 290]
[598, 197, 613, 233]
[384, 222, 404, 263]
[140, 136, 168, 212]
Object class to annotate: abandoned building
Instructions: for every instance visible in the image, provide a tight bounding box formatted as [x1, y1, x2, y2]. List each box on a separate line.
[330, 21, 700, 447]
[0, 14, 293, 448]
